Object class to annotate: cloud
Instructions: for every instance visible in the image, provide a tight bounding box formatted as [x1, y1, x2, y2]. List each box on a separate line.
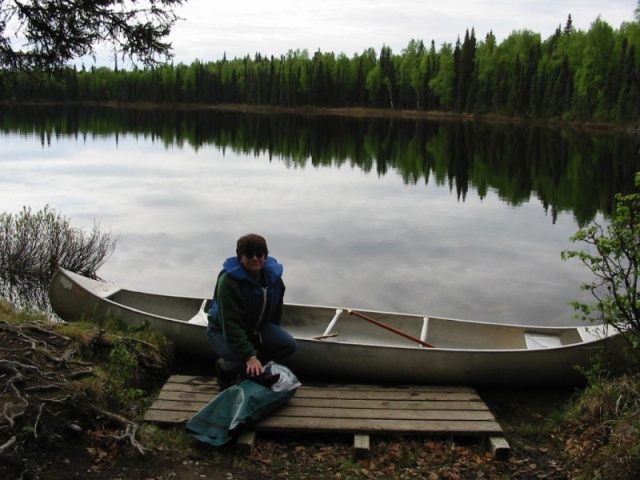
[167, 0, 636, 63]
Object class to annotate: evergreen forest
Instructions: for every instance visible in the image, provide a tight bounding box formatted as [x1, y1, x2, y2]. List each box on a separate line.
[3, 15, 640, 124]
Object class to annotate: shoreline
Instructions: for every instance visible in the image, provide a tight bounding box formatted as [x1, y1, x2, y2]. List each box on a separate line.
[5, 100, 638, 135]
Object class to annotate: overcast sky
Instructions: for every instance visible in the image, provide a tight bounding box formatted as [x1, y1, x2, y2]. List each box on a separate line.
[163, 0, 637, 63]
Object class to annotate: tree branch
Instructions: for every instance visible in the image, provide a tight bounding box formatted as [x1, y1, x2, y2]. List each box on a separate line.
[1, 0, 184, 71]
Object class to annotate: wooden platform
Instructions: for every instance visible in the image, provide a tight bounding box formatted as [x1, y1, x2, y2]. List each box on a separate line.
[144, 375, 509, 459]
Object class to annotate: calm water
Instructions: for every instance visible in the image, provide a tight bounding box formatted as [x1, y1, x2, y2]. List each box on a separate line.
[2, 106, 639, 326]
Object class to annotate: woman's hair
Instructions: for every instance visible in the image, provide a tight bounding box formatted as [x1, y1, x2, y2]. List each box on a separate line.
[236, 233, 269, 258]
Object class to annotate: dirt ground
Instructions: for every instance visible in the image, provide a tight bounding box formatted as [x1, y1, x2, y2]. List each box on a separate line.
[2, 383, 577, 480]
[0, 315, 578, 480]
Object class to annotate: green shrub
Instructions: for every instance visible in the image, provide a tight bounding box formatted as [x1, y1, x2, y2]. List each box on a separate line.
[562, 172, 640, 370]
[0, 205, 117, 310]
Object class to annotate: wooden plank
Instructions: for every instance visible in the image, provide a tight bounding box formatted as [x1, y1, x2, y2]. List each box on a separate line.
[169, 376, 477, 394]
[168, 375, 215, 383]
[267, 406, 496, 422]
[148, 396, 491, 413]
[255, 416, 503, 435]
[155, 391, 484, 408]
[146, 399, 208, 413]
[160, 383, 218, 394]
[287, 397, 490, 411]
[280, 388, 482, 401]
[295, 384, 478, 393]
[164, 377, 477, 395]
[144, 409, 194, 424]
[159, 383, 481, 402]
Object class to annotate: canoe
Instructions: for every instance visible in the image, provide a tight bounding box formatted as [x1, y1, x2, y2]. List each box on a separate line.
[49, 267, 623, 386]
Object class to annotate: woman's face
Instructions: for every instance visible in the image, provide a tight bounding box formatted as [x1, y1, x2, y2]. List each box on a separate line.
[241, 251, 266, 277]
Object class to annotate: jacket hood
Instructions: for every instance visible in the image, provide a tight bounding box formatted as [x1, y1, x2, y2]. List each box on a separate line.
[222, 256, 283, 285]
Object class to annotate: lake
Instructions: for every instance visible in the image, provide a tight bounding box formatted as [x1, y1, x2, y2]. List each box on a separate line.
[2, 105, 639, 326]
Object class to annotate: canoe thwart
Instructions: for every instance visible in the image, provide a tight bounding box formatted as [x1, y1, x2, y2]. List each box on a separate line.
[322, 308, 343, 337]
[421, 317, 429, 343]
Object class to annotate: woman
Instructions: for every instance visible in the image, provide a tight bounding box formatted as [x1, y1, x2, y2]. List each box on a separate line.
[206, 234, 297, 389]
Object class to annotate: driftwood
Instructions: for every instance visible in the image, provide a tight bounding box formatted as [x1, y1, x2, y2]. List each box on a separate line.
[89, 405, 146, 455]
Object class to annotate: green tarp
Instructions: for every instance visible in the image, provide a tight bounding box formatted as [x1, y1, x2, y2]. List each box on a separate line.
[186, 380, 296, 446]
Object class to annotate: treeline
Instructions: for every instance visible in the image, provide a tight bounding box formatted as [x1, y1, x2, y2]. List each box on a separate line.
[2, 16, 640, 123]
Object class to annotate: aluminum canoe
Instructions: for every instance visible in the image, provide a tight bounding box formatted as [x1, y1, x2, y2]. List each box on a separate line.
[49, 268, 623, 386]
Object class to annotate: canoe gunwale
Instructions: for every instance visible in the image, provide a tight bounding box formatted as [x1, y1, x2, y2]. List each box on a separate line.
[50, 268, 614, 353]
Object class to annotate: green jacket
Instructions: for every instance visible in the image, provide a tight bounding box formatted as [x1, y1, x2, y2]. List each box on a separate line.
[208, 256, 285, 360]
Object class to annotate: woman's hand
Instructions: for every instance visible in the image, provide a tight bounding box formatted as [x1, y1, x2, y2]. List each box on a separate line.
[246, 356, 264, 376]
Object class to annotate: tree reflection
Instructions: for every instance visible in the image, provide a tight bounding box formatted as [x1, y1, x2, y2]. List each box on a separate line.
[2, 105, 639, 226]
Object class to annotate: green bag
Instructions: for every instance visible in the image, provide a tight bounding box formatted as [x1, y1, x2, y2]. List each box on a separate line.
[186, 380, 296, 446]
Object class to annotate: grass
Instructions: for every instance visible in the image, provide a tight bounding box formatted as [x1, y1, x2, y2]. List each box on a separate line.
[0, 299, 48, 322]
[1, 299, 171, 416]
[138, 424, 197, 453]
[559, 373, 640, 479]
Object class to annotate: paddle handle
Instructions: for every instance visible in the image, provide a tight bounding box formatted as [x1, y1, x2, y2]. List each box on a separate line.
[347, 309, 436, 348]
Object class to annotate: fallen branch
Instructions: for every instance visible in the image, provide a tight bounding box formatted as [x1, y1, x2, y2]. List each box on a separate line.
[100, 423, 146, 456]
[33, 403, 45, 439]
[25, 323, 72, 344]
[89, 405, 146, 455]
[67, 369, 96, 380]
[24, 384, 63, 393]
[0, 436, 17, 455]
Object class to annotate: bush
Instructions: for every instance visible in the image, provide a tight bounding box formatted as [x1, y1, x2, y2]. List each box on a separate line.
[0, 205, 117, 310]
[562, 172, 640, 370]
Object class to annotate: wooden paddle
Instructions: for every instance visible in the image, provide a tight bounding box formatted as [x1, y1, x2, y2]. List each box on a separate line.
[347, 309, 436, 348]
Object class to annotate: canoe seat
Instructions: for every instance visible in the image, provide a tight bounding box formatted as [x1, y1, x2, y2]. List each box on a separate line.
[524, 332, 562, 349]
[187, 300, 209, 326]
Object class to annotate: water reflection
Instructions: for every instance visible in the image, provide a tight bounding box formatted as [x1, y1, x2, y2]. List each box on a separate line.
[1, 106, 639, 326]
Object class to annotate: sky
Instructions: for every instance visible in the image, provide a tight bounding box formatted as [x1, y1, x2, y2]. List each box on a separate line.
[162, 0, 638, 64]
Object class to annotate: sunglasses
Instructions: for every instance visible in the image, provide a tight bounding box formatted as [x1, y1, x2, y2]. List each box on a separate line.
[243, 251, 266, 259]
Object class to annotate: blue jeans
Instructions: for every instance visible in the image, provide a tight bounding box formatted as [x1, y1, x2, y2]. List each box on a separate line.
[207, 322, 297, 374]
